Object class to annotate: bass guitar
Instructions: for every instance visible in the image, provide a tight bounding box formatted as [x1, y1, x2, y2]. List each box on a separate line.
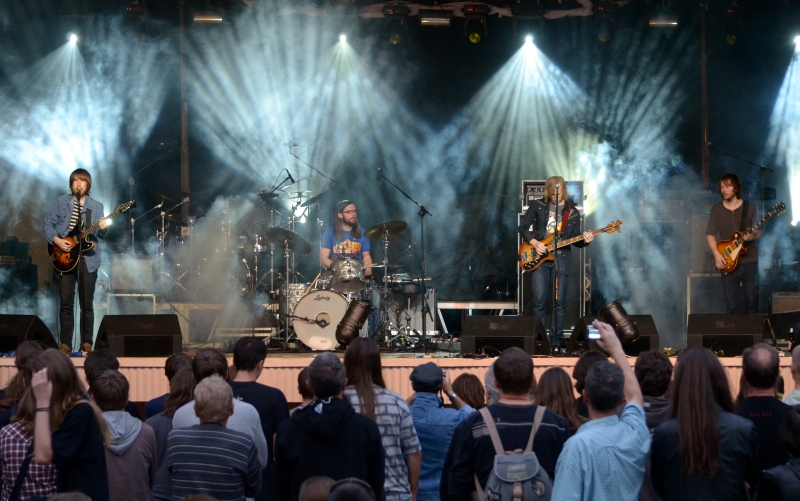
[48, 201, 136, 273]
[716, 202, 785, 274]
[518, 220, 622, 272]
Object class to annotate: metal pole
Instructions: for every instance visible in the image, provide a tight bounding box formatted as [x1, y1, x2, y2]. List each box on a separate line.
[700, 3, 710, 188]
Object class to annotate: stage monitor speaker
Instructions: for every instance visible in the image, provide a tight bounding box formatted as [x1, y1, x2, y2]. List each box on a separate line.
[0, 315, 58, 352]
[686, 314, 764, 356]
[569, 315, 659, 356]
[461, 315, 549, 356]
[773, 292, 800, 314]
[95, 314, 182, 357]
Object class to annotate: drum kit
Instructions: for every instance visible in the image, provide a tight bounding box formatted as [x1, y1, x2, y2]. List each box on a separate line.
[236, 186, 423, 352]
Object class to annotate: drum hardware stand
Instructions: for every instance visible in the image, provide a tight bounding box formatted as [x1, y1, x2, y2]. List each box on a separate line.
[150, 197, 189, 293]
[377, 166, 434, 353]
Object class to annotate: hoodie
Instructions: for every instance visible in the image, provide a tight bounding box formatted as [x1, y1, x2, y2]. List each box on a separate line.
[275, 397, 386, 501]
[642, 396, 671, 431]
[102, 411, 158, 501]
[103, 410, 142, 455]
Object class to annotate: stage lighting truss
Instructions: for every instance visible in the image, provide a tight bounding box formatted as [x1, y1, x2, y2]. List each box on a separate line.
[126, 0, 147, 15]
[419, 8, 453, 27]
[382, 4, 410, 44]
[462, 3, 491, 41]
[512, 1, 546, 33]
[723, 1, 744, 45]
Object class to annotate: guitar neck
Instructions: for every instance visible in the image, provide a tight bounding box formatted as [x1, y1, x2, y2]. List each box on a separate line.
[78, 208, 120, 240]
[550, 227, 607, 250]
[733, 210, 777, 244]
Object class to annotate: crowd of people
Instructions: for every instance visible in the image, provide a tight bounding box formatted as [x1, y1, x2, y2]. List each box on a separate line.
[0, 324, 799, 501]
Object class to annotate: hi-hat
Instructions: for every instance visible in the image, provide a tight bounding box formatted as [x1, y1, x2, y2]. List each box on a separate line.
[364, 220, 407, 239]
[263, 227, 311, 255]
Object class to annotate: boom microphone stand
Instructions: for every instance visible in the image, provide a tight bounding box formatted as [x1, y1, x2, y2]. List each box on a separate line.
[552, 184, 560, 354]
[377, 166, 434, 353]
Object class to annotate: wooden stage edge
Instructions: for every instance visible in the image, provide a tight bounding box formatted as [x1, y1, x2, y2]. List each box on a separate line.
[0, 353, 792, 405]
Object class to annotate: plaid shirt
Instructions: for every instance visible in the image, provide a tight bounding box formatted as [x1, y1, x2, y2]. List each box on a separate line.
[0, 422, 57, 500]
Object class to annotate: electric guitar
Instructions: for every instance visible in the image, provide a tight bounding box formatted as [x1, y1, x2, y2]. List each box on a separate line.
[518, 220, 622, 272]
[48, 201, 136, 273]
[716, 202, 785, 274]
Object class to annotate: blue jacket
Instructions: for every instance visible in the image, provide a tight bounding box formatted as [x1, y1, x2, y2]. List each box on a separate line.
[43, 194, 106, 273]
[410, 393, 474, 501]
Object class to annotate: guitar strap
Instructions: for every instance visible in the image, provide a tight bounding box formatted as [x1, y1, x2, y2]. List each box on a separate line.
[739, 201, 749, 232]
[559, 201, 572, 235]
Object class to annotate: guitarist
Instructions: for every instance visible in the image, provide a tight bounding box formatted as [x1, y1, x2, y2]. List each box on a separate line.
[705, 173, 760, 314]
[42, 168, 107, 354]
[518, 176, 594, 354]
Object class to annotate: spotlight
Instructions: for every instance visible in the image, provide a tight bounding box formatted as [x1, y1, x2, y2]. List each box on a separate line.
[792, 220, 798, 227]
[599, 299, 640, 344]
[419, 9, 453, 27]
[648, 1, 678, 28]
[383, 4, 409, 43]
[592, 1, 619, 41]
[525, 35, 533, 44]
[723, 2, 743, 45]
[193, 11, 223, 23]
[468, 32, 482, 44]
[390, 33, 402, 45]
[462, 3, 490, 38]
[68, 33, 78, 44]
[125, 1, 146, 15]
[795, 35, 800, 48]
[339, 34, 346, 43]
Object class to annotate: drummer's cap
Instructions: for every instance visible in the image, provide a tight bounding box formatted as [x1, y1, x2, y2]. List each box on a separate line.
[410, 362, 443, 394]
[336, 200, 353, 213]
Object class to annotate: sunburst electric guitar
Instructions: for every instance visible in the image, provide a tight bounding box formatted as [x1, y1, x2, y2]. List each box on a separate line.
[518, 220, 622, 272]
[48, 201, 136, 273]
[716, 202, 785, 274]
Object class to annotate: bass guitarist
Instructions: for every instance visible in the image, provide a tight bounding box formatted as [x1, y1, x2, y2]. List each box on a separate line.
[705, 173, 760, 314]
[43, 168, 107, 353]
[518, 176, 593, 354]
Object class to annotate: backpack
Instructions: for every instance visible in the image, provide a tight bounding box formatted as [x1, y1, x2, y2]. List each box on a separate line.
[473, 405, 553, 501]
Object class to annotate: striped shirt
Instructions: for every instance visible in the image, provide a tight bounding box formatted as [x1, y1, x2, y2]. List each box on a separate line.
[166, 424, 261, 501]
[344, 385, 422, 501]
[67, 200, 82, 232]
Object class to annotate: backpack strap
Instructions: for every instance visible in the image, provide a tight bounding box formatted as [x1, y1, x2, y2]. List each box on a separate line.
[524, 405, 546, 453]
[479, 407, 506, 456]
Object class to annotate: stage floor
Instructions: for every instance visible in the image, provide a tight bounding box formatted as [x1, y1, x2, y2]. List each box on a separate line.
[0, 351, 791, 405]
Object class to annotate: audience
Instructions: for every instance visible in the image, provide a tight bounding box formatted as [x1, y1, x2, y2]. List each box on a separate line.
[758, 404, 800, 500]
[274, 352, 385, 501]
[343, 338, 421, 501]
[785, 346, 800, 405]
[144, 353, 192, 419]
[633, 350, 673, 501]
[328, 478, 378, 501]
[167, 375, 262, 500]
[451, 373, 485, 410]
[290, 367, 314, 415]
[229, 337, 290, 501]
[91, 370, 157, 501]
[146, 368, 195, 501]
[551, 320, 650, 501]
[50, 493, 92, 501]
[571, 350, 608, 419]
[27, 349, 111, 500]
[447, 347, 570, 499]
[171, 348, 269, 470]
[737, 343, 791, 472]
[483, 363, 500, 405]
[83, 349, 141, 419]
[535, 367, 582, 434]
[650, 348, 759, 500]
[408, 364, 474, 501]
[0, 341, 43, 429]
[0, 346, 57, 500]
[298, 476, 335, 501]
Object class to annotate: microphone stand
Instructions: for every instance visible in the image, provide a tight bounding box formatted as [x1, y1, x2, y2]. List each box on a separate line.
[151, 198, 190, 293]
[377, 168, 434, 354]
[287, 144, 339, 188]
[131, 201, 165, 257]
[552, 185, 560, 354]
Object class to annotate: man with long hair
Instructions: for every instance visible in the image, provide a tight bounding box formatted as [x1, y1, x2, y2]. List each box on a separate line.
[43, 168, 107, 353]
[705, 172, 760, 313]
[518, 176, 594, 354]
[320, 200, 374, 275]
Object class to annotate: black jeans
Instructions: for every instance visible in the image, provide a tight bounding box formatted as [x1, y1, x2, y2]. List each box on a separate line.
[55, 260, 97, 349]
[721, 260, 759, 314]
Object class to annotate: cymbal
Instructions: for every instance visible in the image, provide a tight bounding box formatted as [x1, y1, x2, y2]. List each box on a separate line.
[256, 189, 280, 202]
[364, 220, 407, 240]
[263, 227, 311, 255]
[284, 190, 312, 199]
[367, 264, 402, 269]
[301, 189, 334, 207]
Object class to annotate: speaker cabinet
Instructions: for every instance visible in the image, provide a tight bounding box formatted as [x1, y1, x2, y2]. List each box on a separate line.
[461, 315, 549, 356]
[773, 292, 800, 314]
[687, 314, 764, 356]
[95, 314, 182, 357]
[569, 315, 660, 356]
[0, 315, 58, 352]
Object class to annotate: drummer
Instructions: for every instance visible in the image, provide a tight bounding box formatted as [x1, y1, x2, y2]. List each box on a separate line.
[319, 200, 374, 277]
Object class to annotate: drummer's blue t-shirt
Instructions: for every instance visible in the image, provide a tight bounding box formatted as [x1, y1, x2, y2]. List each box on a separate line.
[321, 227, 371, 260]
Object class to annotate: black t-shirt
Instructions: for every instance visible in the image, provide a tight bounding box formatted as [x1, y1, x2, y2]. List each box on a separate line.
[706, 200, 759, 264]
[736, 396, 791, 471]
[229, 380, 290, 501]
[52, 402, 109, 501]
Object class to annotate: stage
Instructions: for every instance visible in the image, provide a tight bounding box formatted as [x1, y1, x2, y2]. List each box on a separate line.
[0, 352, 791, 406]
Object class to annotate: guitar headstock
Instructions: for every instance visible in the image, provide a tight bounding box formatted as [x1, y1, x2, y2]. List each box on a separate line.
[772, 202, 786, 216]
[118, 201, 137, 214]
[602, 220, 623, 234]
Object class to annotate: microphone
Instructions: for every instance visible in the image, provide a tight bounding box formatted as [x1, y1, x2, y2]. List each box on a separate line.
[75, 188, 82, 197]
[286, 171, 295, 184]
[316, 319, 329, 328]
[377, 166, 381, 182]
[183, 197, 189, 203]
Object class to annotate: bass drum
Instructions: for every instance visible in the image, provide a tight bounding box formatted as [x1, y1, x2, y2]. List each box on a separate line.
[293, 290, 349, 350]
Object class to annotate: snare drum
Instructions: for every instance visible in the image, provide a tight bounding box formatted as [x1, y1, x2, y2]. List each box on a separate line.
[293, 290, 349, 350]
[331, 258, 365, 294]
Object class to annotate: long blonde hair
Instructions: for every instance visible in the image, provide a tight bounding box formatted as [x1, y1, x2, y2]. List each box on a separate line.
[16, 349, 111, 447]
